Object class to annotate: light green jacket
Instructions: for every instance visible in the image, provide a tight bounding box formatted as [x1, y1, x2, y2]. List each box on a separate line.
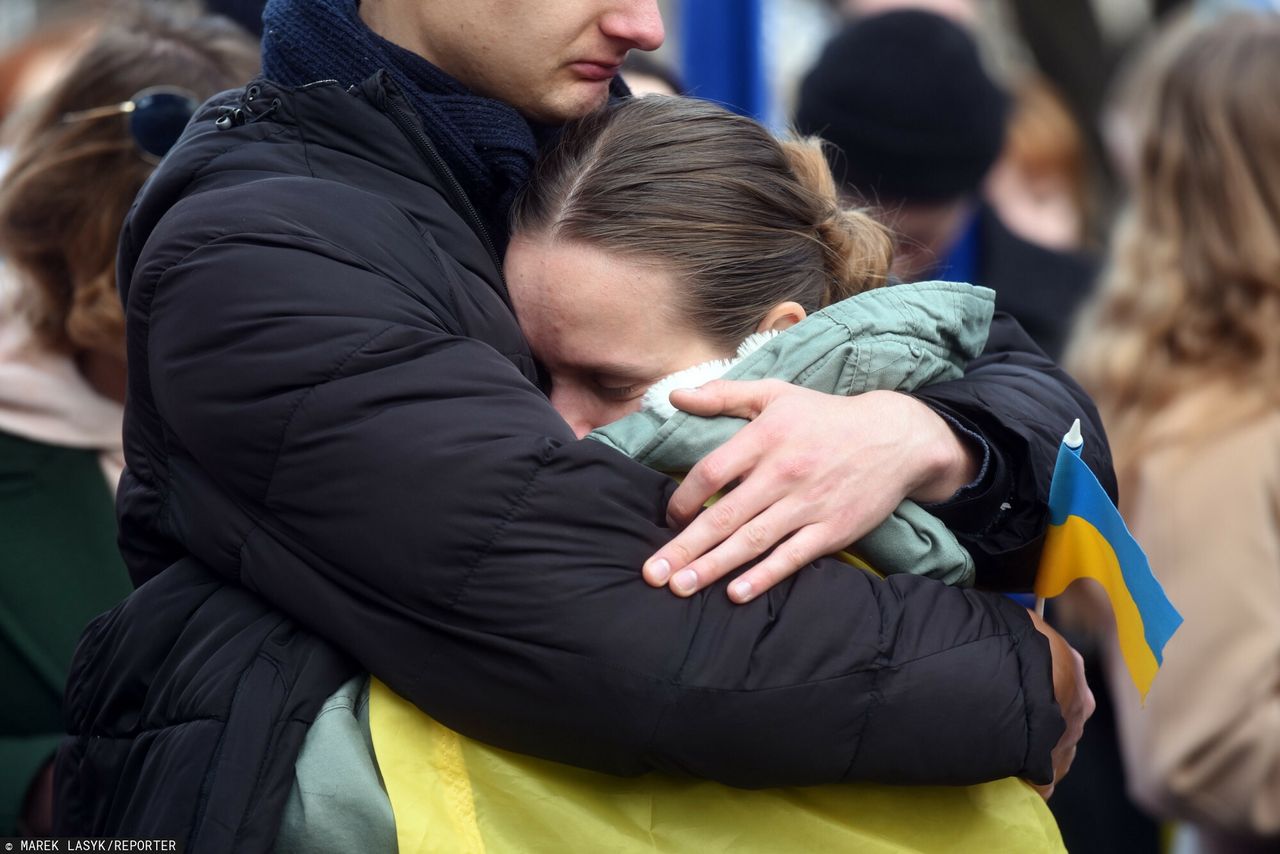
[589, 280, 996, 587]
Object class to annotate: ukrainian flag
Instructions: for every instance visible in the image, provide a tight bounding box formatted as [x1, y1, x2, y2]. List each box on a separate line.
[1035, 420, 1182, 700]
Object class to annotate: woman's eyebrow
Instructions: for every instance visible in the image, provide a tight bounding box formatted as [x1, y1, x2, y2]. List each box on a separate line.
[585, 360, 658, 380]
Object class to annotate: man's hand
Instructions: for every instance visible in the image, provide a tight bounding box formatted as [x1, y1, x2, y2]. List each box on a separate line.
[642, 381, 979, 602]
[1027, 609, 1096, 799]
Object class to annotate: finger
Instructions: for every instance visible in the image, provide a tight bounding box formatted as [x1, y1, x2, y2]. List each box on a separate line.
[1050, 745, 1077, 792]
[727, 525, 836, 604]
[663, 501, 806, 597]
[665, 433, 763, 527]
[667, 379, 789, 420]
[647, 475, 788, 588]
[1081, 683, 1097, 723]
[1073, 649, 1096, 722]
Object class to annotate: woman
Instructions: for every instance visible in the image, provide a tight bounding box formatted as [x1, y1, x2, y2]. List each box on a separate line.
[278, 96, 1073, 854]
[1068, 12, 1280, 853]
[0, 5, 257, 836]
[508, 96, 997, 593]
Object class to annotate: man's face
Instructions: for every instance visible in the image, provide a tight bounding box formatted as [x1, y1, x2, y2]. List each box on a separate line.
[366, 0, 664, 124]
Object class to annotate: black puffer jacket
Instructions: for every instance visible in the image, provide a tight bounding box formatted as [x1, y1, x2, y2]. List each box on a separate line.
[57, 74, 1113, 850]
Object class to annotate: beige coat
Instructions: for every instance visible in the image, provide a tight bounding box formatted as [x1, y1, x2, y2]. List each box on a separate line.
[1104, 393, 1280, 852]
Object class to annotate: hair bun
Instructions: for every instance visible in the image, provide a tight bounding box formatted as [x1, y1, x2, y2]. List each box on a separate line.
[781, 137, 894, 303]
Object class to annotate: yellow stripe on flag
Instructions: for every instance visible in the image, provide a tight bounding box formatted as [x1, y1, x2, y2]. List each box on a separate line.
[368, 679, 1066, 853]
[1035, 516, 1160, 698]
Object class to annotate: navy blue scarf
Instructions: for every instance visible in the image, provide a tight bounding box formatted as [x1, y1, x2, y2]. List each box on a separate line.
[261, 0, 537, 248]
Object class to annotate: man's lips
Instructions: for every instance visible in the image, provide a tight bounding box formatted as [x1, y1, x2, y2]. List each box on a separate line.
[570, 61, 622, 82]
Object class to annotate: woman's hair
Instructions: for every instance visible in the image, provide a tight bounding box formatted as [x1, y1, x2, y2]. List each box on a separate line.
[1099, 9, 1201, 194]
[0, 17, 98, 130]
[1067, 13, 1280, 466]
[511, 97, 893, 349]
[0, 3, 259, 358]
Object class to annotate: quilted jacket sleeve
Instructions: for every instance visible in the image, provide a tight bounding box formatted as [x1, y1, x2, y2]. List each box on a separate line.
[915, 312, 1118, 591]
[132, 200, 1064, 788]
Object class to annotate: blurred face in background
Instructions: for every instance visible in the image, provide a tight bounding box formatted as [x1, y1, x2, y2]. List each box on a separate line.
[361, 0, 665, 123]
[984, 77, 1089, 252]
[985, 157, 1082, 252]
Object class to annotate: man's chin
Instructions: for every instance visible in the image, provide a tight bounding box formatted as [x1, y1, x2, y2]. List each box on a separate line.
[529, 83, 613, 125]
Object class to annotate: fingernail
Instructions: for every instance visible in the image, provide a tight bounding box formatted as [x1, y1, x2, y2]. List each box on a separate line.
[647, 558, 671, 585]
[675, 387, 701, 395]
[672, 569, 698, 594]
[731, 579, 754, 603]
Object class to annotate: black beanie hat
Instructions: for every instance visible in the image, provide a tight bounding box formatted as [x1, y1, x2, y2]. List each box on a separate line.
[794, 10, 1009, 203]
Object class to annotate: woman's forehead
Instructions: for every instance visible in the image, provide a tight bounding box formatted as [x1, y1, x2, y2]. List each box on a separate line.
[506, 237, 681, 362]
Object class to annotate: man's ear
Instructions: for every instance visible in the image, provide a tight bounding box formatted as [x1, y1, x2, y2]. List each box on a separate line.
[756, 301, 807, 333]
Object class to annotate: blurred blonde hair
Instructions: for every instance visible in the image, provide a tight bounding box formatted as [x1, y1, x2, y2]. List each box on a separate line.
[1067, 13, 1280, 475]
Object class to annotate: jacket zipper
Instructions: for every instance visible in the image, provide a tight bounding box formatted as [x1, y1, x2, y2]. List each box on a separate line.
[385, 100, 511, 307]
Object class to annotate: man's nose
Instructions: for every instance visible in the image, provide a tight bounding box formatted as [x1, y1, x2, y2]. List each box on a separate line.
[602, 1, 666, 52]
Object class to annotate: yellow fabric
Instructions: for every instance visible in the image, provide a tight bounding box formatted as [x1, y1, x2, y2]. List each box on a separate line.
[835, 548, 883, 577]
[369, 679, 1064, 854]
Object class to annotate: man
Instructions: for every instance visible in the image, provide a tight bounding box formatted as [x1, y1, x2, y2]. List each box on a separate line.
[796, 10, 1098, 360]
[58, 1, 1098, 848]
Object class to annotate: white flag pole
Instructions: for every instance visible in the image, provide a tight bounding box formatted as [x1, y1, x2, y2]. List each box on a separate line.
[1036, 419, 1083, 619]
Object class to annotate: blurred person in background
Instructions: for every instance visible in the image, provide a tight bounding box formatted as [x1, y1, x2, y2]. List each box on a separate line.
[984, 75, 1094, 254]
[203, 0, 267, 38]
[619, 50, 684, 97]
[794, 9, 1097, 361]
[1067, 12, 1280, 853]
[1100, 9, 1201, 196]
[0, 1, 258, 836]
[836, 0, 980, 25]
[1101, 2, 1278, 196]
[0, 15, 97, 138]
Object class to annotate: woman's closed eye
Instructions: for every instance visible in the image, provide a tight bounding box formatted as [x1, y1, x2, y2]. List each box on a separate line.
[594, 377, 650, 401]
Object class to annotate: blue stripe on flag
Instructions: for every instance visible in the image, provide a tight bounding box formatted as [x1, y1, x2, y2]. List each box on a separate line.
[1048, 446, 1182, 662]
